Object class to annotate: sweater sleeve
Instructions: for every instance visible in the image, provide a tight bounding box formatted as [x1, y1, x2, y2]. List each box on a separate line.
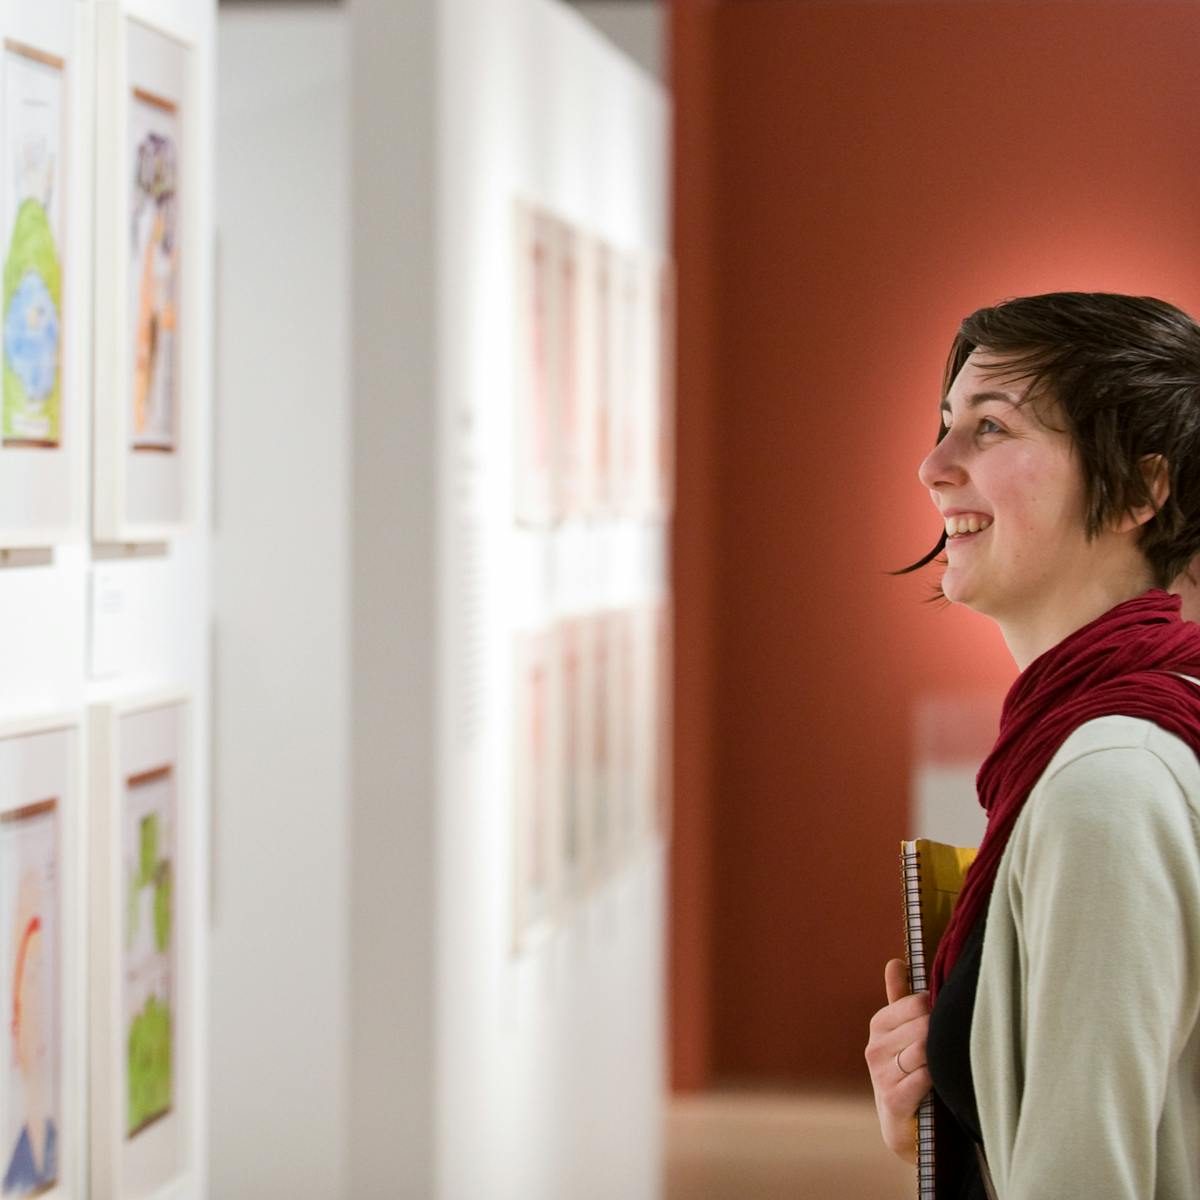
[998, 744, 1200, 1199]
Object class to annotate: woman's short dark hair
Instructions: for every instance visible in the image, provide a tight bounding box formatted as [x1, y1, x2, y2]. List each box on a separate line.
[898, 291, 1200, 590]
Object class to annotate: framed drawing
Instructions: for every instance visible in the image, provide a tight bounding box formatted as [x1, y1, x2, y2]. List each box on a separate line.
[0, 4, 84, 548]
[592, 242, 615, 519]
[513, 201, 558, 528]
[652, 598, 673, 841]
[611, 252, 640, 518]
[94, 7, 194, 543]
[628, 252, 666, 520]
[90, 694, 196, 1200]
[630, 602, 666, 847]
[654, 257, 676, 519]
[0, 713, 83, 1200]
[511, 630, 559, 950]
[554, 221, 585, 520]
[557, 617, 591, 900]
[608, 608, 639, 861]
[568, 231, 600, 520]
[587, 610, 615, 882]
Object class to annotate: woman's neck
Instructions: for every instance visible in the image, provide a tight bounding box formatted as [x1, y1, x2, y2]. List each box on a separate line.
[997, 572, 1158, 671]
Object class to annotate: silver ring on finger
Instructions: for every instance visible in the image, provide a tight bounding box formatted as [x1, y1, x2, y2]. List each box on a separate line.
[895, 1045, 915, 1077]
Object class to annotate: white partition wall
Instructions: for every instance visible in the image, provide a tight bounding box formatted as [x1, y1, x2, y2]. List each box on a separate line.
[351, 2, 669, 1198]
[211, 9, 350, 1199]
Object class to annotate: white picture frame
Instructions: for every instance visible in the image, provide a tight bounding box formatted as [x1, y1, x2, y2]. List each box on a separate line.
[0, 712, 83, 1200]
[0, 2, 85, 549]
[93, 6, 195, 544]
[89, 692, 197, 1200]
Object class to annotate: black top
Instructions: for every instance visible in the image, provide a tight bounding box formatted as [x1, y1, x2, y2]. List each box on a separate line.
[926, 913, 989, 1200]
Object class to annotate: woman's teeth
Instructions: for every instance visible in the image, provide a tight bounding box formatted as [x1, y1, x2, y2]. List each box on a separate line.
[944, 514, 992, 538]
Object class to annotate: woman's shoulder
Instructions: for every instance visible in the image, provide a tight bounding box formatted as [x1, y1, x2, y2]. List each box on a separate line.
[1021, 714, 1200, 847]
[1041, 714, 1200, 793]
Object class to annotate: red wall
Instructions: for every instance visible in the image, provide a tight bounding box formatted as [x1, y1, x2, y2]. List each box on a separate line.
[671, 1, 1200, 1087]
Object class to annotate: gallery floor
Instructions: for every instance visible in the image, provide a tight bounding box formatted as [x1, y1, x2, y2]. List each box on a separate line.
[664, 1089, 915, 1199]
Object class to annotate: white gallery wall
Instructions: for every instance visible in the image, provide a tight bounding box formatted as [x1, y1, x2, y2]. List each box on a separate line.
[212, 2, 665, 1196]
[351, 1, 669, 1198]
[212, 7, 350, 1199]
[436, 4, 669, 1199]
[0, 0, 214, 1196]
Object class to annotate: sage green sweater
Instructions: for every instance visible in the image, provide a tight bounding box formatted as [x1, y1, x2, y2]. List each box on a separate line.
[972, 715, 1200, 1199]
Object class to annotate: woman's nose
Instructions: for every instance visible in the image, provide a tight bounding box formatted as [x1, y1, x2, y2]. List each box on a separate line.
[917, 434, 968, 491]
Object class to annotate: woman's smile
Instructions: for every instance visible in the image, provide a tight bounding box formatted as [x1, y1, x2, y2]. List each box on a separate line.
[945, 524, 990, 549]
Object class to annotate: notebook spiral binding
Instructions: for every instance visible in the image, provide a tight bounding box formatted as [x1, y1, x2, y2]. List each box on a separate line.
[900, 843, 936, 1200]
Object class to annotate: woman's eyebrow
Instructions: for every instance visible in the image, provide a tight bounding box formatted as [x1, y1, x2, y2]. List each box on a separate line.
[939, 389, 1021, 415]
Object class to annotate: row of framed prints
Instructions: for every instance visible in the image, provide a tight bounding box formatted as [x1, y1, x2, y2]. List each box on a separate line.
[0, 694, 195, 1200]
[0, 3, 194, 549]
[512, 602, 671, 952]
[514, 199, 674, 528]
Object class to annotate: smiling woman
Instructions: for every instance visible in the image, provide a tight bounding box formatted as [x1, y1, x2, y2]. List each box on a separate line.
[865, 292, 1200, 1200]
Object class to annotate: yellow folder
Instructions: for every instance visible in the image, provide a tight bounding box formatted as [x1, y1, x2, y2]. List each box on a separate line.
[899, 839, 978, 1200]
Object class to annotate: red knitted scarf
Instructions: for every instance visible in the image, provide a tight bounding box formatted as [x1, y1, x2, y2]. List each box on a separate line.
[930, 588, 1200, 999]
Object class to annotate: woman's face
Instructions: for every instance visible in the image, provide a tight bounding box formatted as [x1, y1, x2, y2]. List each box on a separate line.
[917, 351, 1094, 620]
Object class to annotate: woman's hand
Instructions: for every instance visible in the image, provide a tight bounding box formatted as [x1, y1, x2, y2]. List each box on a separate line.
[864, 958, 932, 1165]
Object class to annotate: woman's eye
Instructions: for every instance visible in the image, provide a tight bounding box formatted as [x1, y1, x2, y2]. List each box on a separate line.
[978, 417, 1003, 436]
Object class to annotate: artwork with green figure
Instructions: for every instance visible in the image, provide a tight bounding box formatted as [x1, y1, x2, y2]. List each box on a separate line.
[139, 813, 159, 886]
[127, 994, 172, 1134]
[154, 862, 172, 953]
[127, 809, 173, 1135]
[2, 197, 61, 443]
[126, 867, 139, 949]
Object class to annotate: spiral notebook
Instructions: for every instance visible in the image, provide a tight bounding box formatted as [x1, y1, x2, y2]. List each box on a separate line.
[899, 838, 978, 1200]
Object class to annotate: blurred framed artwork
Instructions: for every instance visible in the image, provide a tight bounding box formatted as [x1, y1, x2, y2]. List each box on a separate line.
[0, 713, 83, 1200]
[557, 617, 591, 900]
[513, 200, 558, 528]
[554, 222, 587, 520]
[652, 598, 673, 841]
[608, 607, 639, 859]
[910, 691, 998, 848]
[512, 631, 559, 950]
[90, 694, 196, 1200]
[586, 609, 616, 881]
[568, 232, 601, 519]
[654, 257, 676, 519]
[591, 241, 615, 519]
[625, 604, 658, 849]
[0, 3, 85, 548]
[611, 252, 639, 518]
[93, 6, 193, 542]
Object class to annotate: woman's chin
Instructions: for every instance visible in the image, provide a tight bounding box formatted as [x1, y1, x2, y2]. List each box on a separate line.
[941, 569, 984, 610]
[940, 568, 967, 604]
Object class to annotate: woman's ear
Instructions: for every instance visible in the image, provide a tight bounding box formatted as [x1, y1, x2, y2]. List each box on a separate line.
[1116, 453, 1170, 532]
